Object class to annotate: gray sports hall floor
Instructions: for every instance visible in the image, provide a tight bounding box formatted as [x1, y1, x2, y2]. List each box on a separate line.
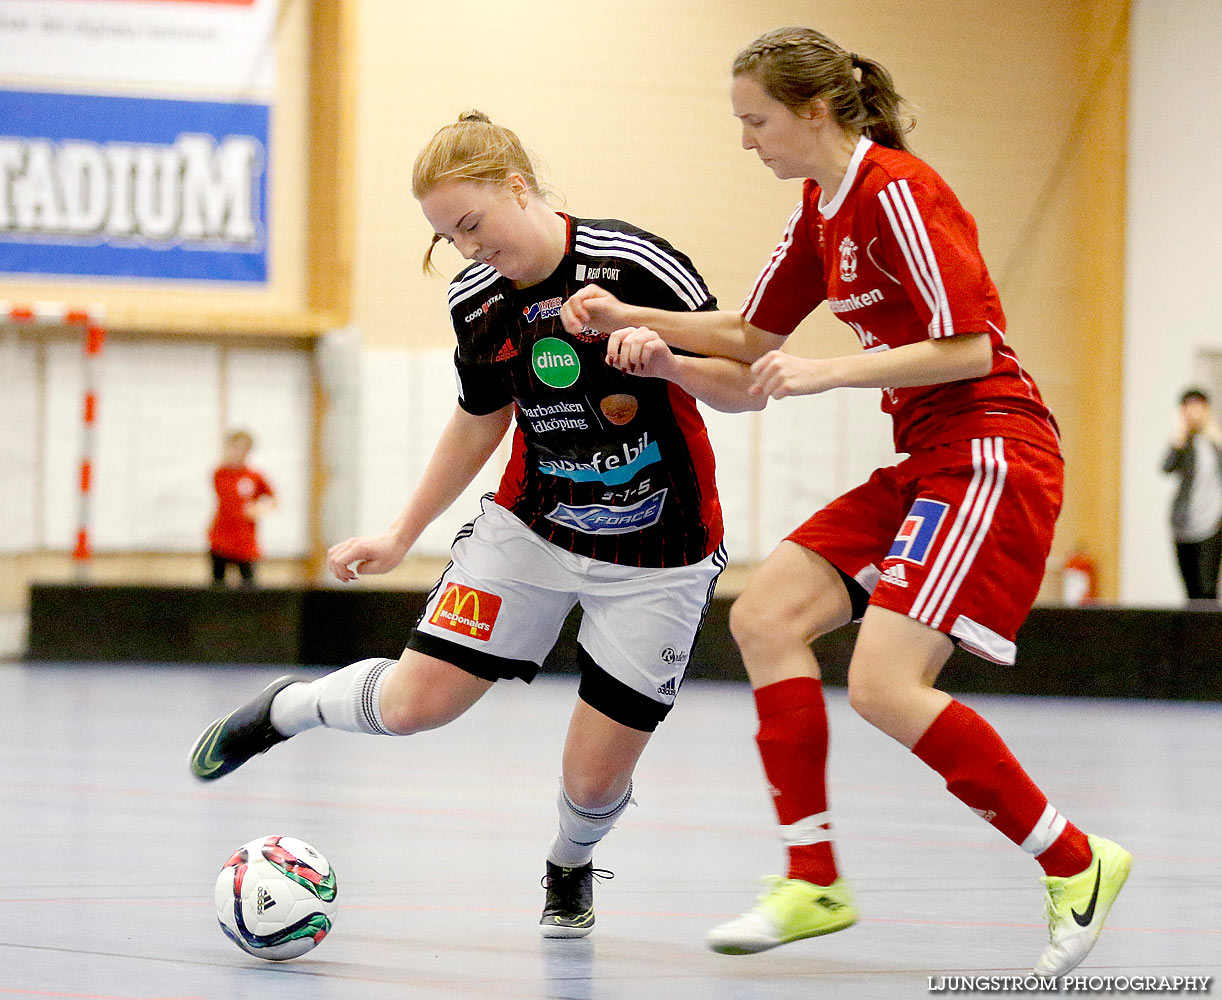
[1, 663, 1218, 1000]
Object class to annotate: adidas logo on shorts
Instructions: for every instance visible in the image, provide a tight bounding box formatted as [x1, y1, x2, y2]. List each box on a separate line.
[657, 676, 677, 697]
[879, 563, 909, 588]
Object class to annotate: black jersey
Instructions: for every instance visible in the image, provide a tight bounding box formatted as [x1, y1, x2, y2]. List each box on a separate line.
[447, 214, 723, 568]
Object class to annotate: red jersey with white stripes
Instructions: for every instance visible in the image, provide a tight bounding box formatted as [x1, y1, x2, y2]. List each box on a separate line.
[742, 137, 1060, 457]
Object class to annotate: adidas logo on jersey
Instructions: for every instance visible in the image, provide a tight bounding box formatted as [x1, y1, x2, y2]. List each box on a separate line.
[494, 338, 518, 362]
[879, 563, 909, 588]
[657, 676, 677, 697]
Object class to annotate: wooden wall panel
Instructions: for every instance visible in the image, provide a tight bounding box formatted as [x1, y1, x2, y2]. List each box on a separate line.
[352, 0, 1128, 594]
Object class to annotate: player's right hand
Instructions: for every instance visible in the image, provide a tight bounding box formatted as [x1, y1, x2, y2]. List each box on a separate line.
[326, 533, 409, 582]
[561, 283, 630, 335]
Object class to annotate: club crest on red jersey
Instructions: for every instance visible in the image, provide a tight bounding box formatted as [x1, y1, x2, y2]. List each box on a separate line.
[839, 236, 858, 282]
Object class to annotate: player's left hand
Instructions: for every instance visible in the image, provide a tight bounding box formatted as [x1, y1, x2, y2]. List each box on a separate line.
[606, 327, 677, 379]
[749, 351, 838, 399]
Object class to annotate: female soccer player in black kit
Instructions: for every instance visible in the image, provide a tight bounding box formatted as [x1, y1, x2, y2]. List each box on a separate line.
[190, 111, 762, 938]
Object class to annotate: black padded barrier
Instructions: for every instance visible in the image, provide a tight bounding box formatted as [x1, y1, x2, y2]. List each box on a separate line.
[25, 584, 1222, 701]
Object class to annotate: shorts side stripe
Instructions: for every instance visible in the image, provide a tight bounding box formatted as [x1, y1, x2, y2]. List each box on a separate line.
[916, 437, 1000, 628]
[919, 438, 996, 625]
[930, 438, 1008, 627]
[909, 439, 987, 623]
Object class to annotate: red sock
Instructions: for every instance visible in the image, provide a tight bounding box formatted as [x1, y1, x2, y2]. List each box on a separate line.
[754, 677, 838, 885]
[912, 700, 1092, 877]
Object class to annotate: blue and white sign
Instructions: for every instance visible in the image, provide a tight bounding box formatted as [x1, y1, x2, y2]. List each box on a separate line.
[0, 90, 269, 282]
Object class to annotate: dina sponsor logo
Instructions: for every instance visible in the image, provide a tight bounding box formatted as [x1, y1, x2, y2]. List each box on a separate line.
[531, 337, 581, 388]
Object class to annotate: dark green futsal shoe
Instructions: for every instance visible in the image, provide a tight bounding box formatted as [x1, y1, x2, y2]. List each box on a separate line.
[539, 861, 613, 938]
[189, 675, 300, 781]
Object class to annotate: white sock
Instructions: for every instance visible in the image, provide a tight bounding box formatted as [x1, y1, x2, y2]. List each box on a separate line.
[548, 781, 634, 867]
[269, 657, 396, 736]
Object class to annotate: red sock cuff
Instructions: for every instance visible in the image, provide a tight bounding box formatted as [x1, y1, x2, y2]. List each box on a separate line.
[754, 676, 824, 719]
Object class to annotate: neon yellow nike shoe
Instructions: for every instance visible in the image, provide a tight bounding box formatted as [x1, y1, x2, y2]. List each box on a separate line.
[1034, 834, 1132, 975]
[707, 876, 857, 955]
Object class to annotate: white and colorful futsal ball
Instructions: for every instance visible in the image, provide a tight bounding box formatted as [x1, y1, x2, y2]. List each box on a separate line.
[214, 835, 337, 961]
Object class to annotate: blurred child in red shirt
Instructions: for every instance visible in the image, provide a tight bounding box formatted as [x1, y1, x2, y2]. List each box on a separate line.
[209, 429, 276, 587]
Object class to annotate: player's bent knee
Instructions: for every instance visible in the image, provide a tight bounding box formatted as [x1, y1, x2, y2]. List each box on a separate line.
[376, 702, 431, 736]
[846, 674, 891, 729]
[377, 689, 463, 735]
[562, 772, 632, 810]
[729, 592, 798, 650]
[729, 589, 838, 654]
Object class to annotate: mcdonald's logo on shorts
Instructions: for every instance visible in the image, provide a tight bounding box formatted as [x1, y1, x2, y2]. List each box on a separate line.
[428, 583, 503, 641]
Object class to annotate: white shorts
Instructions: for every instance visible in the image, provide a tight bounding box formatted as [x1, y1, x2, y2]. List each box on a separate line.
[408, 497, 726, 731]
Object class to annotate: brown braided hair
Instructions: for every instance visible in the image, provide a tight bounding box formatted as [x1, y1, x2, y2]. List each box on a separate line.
[733, 27, 913, 152]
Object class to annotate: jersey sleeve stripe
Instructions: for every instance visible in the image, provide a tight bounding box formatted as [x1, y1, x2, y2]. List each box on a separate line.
[576, 227, 707, 304]
[898, 180, 954, 338]
[575, 235, 703, 311]
[576, 228, 708, 309]
[877, 183, 942, 334]
[741, 204, 803, 323]
[447, 265, 500, 309]
[877, 181, 952, 338]
[575, 233, 703, 310]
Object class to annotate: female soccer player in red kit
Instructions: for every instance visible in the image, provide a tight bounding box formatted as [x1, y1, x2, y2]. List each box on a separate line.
[563, 26, 1130, 976]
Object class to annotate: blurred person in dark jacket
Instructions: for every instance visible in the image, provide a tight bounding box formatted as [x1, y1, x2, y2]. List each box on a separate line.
[1162, 387, 1222, 601]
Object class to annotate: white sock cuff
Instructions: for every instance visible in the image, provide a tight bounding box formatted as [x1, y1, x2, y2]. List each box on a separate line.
[562, 781, 634, 822]
[352, 657, 396, 735]
[1022, 803, 1068, 855]
[306, 656, 398, 735]
[780, 811, 834, 846]
[548, 780, 635, 867]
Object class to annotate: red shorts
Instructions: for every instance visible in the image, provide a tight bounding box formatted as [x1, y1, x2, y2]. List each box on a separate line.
[787, 437, 1063, 664]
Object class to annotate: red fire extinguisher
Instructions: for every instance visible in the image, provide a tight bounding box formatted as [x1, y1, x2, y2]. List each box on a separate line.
[1062, 549, 1098, 606]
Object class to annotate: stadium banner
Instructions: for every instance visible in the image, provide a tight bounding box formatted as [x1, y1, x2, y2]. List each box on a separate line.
[0, 89, 270, 282]
[0, 0, 276, 95]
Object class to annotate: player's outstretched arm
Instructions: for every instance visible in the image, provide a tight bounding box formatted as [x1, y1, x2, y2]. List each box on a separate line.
[749, 331, 993, 400]
[327, 403, 513, 581]
[606, 327, 765, 413]
[562, 284, 784, 364]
